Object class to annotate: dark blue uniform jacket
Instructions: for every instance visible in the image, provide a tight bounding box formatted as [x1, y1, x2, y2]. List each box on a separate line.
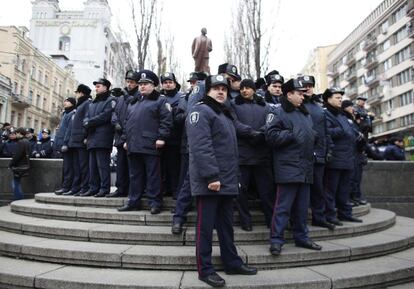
[384, 144, 405, 160]
[112, 89, 135, 147]
[54, 107, 76, 151]
[68, 96, 91, 148]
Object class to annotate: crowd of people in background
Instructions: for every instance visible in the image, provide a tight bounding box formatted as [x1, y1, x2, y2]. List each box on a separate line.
[0, 63, 409, 288]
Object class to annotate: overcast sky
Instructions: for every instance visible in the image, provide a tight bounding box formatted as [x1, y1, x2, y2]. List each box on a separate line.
[0, 0, 383, 80]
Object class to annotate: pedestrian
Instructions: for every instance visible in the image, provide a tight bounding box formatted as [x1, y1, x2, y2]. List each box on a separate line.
[80, 78, 115, 197]
[266, 78, 322, 255]
[187, 74, 257, 288]
[1, 127, 18, 158]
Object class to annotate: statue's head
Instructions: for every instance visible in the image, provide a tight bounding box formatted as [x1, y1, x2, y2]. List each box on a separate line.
[201, 28, 207, 35]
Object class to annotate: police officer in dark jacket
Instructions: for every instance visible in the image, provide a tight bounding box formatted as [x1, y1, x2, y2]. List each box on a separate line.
[160, 72, 184, 198]
[24, 128, 37, 156]
[107, 71, 138, 198]
[231, 79, 274, 231]
[187, 74, 257, 288]
[80, 78, 115, 197]
[118, 70, 172, 214]
[299, 75, 335, 230]
[64, 84, 92, 195]
[32, 128, 53, 158]
[171, 72, 208, 234]
[218, 63, 241, 100]
[1, 127, 18, 157]
[323, 88, 362, 224]
[264, 70, 284, 111]
[54, 97, 76, 195]
[384, 136, 405, 160]
[265, 78, 322, 255]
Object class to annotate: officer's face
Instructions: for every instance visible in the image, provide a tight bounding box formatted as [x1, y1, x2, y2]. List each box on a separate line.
[267, 83, 282, 96]
[357, 99, 366, 107]
[25, 133, 32, 139]
[304, 85, 314, 96]
[95, 84, 108, 94]
[63, 100, 73, 108]
[138, 82, 155, 96]
[328, 93, 343, 108]
[240, 87, 255, 100]
[230, 79, 240, 91]
[125, 79, 138, 91]
[189, 80, 197, 89]
[75, 91, 84, 99]
[42, 132, 49, 139]
[8, 133, 16, 140]
[208, 85, 228, 103]
[287, 90, 304, 107]
[344, 106, 354, 115]
[162, 80, 176, 91]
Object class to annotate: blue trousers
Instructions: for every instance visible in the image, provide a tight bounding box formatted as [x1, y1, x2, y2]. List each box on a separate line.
[88, 148, 111, 194]
[173, 153, 192, 224]
[195, 195, 243, 278]
[71, 147, 89, 193]
[324, 168, 352, 220]
[270, 183, 310, 245]
[310, 164, 327, 223]
[61, 150, 74, 191]
[12, 176, 24, 200]
[127, 153, 162, 209]
[350, 160, 364, 201]
[115, 145, 129, 196]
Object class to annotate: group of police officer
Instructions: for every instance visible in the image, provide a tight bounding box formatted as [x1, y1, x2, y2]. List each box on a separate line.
[0, 61, 377, 287]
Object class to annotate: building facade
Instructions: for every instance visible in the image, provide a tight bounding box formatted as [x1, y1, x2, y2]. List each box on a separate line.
[0, 74, 11, 125]
[0, 26, 77, 133]
[327, 0, 414, 149]
[29, 0, 135, 88]
[301, 44, 337, 93]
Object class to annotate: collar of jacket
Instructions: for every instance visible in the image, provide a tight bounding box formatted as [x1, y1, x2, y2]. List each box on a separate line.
[281, 95, 309, 115]
[143, 90, 161, 101]
[76, 95, 91, 107]
[93, 91, 111, 103]
[265, 90, 281, 104]
[64, 106, 75, 112]
[304, 94, 320, 104]
[162, 86, 180, 97]
[234, 94, 266, 106]
[324, 102, 341, 116]
[127, 86, 139, 97]
[201, 95, 234, 120]
[41, 136, 51, 143]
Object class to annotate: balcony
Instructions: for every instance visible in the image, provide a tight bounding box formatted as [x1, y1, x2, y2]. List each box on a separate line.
[363, 38, 377, 52]
[11, 94, 31, 109]
[367, 93, 383, 105]
[346, 70, 357, 82]
[346, 87, 358, 99]
[327, 70, 339, 78]
[407, 0, 414, 16]
[364, 56, 378, 70]
[346, 54, 356, 67]
[409, 21, 414, 38]
[365, 75, 379, 88]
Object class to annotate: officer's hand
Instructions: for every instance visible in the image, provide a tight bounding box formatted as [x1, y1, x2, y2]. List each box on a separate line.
[208, 181, 221, 192]
[61, 145, 68, 153]
[155, 140, 165, 149]
[83, 139, 87, 145]
[123, 142, 127, 151]
[35, 153, 40, 158]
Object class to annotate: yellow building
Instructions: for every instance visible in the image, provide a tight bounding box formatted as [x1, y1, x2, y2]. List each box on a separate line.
[300, 44, 337, 93]
[0, 26, 77, 133]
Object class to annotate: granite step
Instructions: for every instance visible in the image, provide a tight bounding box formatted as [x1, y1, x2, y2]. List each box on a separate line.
[0, 216, 412, 270]
[0, 206, 395, 245]
[11, 198, 370, 226]
[1, 246, 414, 288]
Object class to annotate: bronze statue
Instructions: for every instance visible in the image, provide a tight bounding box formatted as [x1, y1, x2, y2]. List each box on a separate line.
[191, 28, 213, 74]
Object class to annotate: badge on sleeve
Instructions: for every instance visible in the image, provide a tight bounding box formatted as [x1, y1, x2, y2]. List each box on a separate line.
[189, 112, 200, 124]
[111, 100, 117, 108]
[266, 113, 275, 124]
[165, 102, 172, 112]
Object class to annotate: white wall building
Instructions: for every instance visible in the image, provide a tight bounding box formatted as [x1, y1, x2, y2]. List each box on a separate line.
[29, 0, 134, 88]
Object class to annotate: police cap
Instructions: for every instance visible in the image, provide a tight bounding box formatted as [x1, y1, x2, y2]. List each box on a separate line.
[93, 78, 111, 89]
[282, 78, 307, 95]
[266, 73, 284, 85]
[137, 69, 159, 86]
[205, 74, 229, 92]
[322, 87, 345, 102]
[125, 70, 140, 82]
[298, 75, 316, 87]
[41, 128, 51, 134]
[25, 128, 34, 134]
[161, 72, 177, 83]
[217, 63, 240, 80]
[356, 95, 368, 101]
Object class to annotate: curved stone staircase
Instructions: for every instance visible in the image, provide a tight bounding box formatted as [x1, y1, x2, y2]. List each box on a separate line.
[0, 193, 414, 288]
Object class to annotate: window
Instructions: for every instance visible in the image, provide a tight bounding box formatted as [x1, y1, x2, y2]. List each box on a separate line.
[393, 69, 412, 86]
[382, 39, 391, 51]
[44, 74, 49, 86]
[58, 36, 71, 51]
[383, 58, 392, 71]
[386, 119, 398, 130]
[391, 4, 407, 24]
[395, 46, 410, 65]
[387, 99, 394, 110]
[34, 119, 39, 132]
[26, 116, 32, 127]
[13, 82, 18, 94]
[381, 20, 389, 34]
[43, 97, 47, 110]
[17, 113, 22, 127]
[31, 66, 36, 79]
[38, 70, 43, 83]
[20, 85, 24, 96]
[394, 27, 408, 43]
[401, 114, 414, 127]
[28, 90, 33, 102]
[11, 110, 15, 125]
[400, 90, 413, 106]
[58, 83, 62, 95]
[36, 94, 41, 107]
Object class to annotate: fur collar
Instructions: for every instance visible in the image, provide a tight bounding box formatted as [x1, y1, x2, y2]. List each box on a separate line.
[281, 96, 309, 115]
[93, 91, 111, 103]
[325, 102, 341, 116]
[201, 96, 234, 120]
[234, 94, 266, 106]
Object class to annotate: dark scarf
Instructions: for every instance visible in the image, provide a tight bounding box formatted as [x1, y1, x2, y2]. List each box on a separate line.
[304, 94, 322, 104]
[201, 95, 234, 120]
[280, 95, 309, 115]
[234, 94, 266, 106]
[264, 90, 281, 104]
[93, 90, 111, 103]
[324, 102, 341, 116]
[76, 95, 91, 107]
[163, 87, 179, 97]
[64, 106, 75, 113]
[130, 89, 160, 104]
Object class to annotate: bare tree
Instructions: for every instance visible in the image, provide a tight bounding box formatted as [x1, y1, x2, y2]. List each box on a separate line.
[130, 0, 158, 70]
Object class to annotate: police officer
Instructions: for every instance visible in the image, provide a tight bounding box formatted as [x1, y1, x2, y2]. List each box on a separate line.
[218, 63, 241, 99]
[354, 96, 374, 139]
[323, 87, 362, 224]
[384, 136, 405, 160]
[264, 70, 284, 110]
[1, 127, 18, 158]
[231, 78, 274, 231]
[118, 70, 172, 214]
[266, 78, 322, 255]
[160, 72, 184, 198]
[107, 71, 138, 198]
[299, 75, 335, 230]
[171, 72, 208, 234]
[32, 129, 53, 158]
[24, 128, 37, 156]
[54, 97, 76, 195]
[187, 74, 257, 287]
[63, 84, 92, 196]
[80, 78, 115, 198]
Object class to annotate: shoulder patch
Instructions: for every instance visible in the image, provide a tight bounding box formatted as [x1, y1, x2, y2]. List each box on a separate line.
[266, 113, 275, 124]
[111, 100, 117, 109]
[189, 111, 200, 124]
[165, 102, 172, 112]
[192, 86, 200, 94]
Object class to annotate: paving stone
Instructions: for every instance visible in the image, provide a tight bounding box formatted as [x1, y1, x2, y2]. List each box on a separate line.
[0, 256, 63, 289]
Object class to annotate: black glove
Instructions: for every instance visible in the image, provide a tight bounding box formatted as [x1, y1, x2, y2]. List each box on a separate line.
[249, 131, 265, 145]
[111, 87, 125, 97]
